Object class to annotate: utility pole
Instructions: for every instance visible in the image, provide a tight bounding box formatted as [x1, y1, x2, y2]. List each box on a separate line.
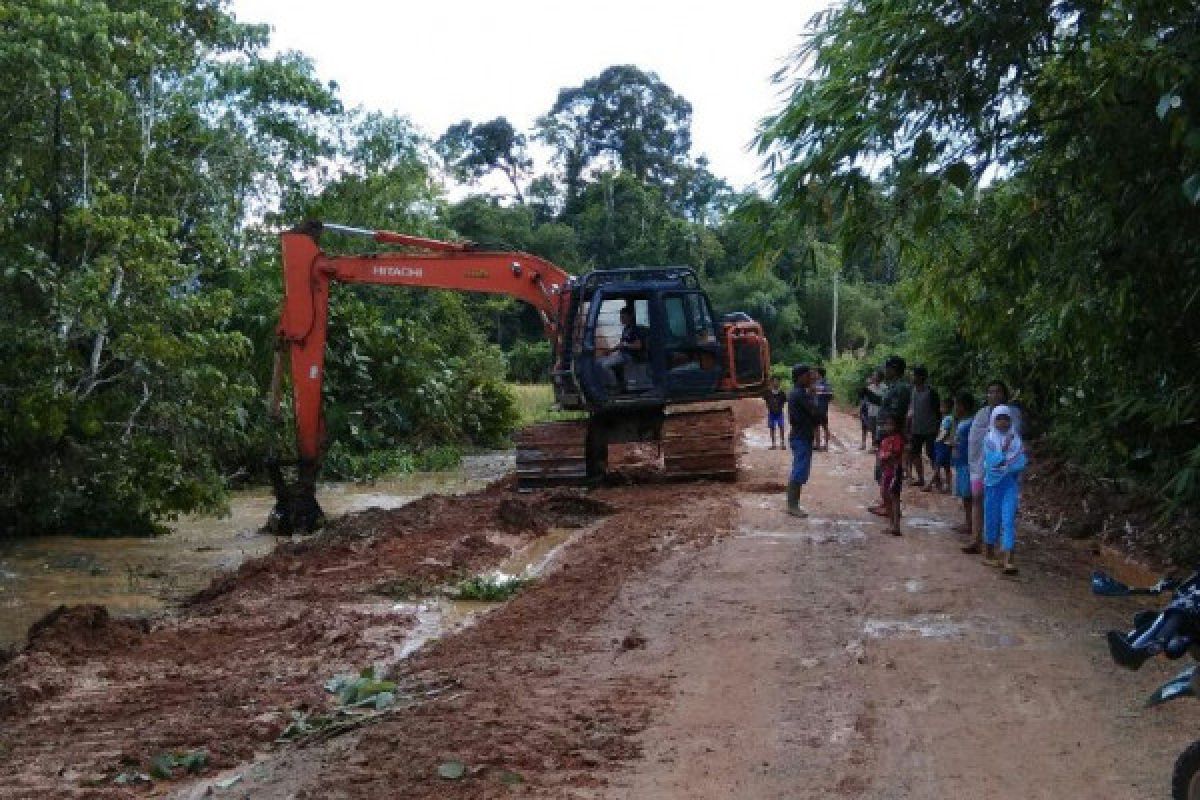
[831, 269, 839, 360]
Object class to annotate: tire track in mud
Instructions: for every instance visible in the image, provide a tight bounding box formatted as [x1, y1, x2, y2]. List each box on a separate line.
[596, 407, 875, 798]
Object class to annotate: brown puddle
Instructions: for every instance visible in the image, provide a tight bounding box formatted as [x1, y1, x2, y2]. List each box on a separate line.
[383, 526, 581, 665]
[0, 454, 510, 649]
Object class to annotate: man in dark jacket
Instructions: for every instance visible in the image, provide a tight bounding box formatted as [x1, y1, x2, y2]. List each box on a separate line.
[907, 364, 940, 487]
[786, 364, 820, 518]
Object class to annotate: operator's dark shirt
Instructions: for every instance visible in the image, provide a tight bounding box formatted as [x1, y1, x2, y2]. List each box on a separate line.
[619, 324, 648, 360]
[787, 387, 819, 444]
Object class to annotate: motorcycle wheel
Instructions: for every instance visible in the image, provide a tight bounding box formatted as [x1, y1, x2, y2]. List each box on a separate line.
[1172, 739, 1200, 800]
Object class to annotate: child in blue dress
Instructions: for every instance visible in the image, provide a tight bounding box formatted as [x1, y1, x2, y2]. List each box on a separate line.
[929, 395, 954, 492]
[982, 404, 1027, 575]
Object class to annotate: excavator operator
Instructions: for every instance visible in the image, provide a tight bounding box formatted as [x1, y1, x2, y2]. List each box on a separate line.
[600, 305, 648, 389]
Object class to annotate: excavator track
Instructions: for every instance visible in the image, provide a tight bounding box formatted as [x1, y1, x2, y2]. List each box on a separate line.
[515, 419, 592, 489]
[661, 405, 738, 481]
[515, 405, 739, 489]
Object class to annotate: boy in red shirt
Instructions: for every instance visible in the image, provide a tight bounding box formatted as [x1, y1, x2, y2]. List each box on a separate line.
[877, 413, 905, 536]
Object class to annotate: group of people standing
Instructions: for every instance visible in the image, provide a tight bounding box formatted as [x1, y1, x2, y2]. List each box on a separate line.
[766, 357, 1028, 575]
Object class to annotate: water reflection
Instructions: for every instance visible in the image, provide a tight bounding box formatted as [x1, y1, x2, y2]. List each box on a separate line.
[0, 453, 511, 649]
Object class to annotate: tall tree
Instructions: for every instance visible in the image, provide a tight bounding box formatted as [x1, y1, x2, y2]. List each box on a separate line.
[435, 116, 532, 203]
[538, 65, 694, 206]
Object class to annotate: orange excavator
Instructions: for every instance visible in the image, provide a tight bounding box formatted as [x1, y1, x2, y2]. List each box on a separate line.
[267, 221, 771, 533]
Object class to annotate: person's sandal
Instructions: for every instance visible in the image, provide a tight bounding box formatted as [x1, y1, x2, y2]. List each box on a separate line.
[889, 527, 903, 537]
[982, 556, 1001, 567]
[961, 543, 981, 554]
[1002, 564, 1019, 575]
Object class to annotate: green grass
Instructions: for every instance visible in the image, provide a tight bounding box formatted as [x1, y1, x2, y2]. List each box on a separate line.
[508, 383, 587, 427]
[451, 572, 534, 602]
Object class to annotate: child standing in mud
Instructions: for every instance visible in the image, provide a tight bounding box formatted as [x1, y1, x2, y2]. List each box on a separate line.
[813, 367, 833, 451]
[982, 405, 1027, 575]
[875, 414, 905, 536]
[951, 392, 976, 539]
[927, 395, 955, 493]
[763, 376, 787, 449]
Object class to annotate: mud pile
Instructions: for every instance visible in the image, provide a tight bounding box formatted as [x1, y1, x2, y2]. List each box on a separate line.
[25, 604, 150, 661]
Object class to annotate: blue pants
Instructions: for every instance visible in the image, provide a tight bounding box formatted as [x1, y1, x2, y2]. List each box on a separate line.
[983, 476, 1020, 551]
[789, 437, 813, 485]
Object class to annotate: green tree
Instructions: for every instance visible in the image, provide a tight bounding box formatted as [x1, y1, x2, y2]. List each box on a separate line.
[435, 117, 532, 203]
[0, 0, 341, 535]
[538, 65, 693, 207]
[759, 0, 1200, 511]
[570, 171, 723, 271]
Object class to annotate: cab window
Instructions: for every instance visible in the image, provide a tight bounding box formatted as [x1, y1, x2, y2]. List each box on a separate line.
[593, 297, 649, 353]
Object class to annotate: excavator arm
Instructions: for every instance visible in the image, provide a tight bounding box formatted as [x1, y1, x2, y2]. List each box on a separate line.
[267, 221, 571, 533]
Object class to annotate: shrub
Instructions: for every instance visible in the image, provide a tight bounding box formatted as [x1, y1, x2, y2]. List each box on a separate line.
[506, 340, 552, 383]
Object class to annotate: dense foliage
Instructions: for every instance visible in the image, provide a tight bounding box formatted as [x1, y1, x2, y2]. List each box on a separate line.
[759, 0, 1200, 511]
[1, 0, 344, 534]
[0, 0, 516, 535]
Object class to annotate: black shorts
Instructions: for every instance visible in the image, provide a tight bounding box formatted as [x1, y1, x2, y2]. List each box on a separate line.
[910, 433, 936, 460]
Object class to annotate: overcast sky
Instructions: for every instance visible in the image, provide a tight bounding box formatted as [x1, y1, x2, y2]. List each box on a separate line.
[231, 0, 830, 191]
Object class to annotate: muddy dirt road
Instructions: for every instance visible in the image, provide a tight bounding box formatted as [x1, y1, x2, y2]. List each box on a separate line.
[0, 403, 1190, 798]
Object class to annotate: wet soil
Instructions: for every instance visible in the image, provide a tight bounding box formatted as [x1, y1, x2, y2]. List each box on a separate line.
[0, 406, 1191, 798]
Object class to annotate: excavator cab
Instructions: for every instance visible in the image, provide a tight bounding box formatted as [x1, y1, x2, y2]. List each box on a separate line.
[563, 268, 730, 409]
[511, 267, 769, 489]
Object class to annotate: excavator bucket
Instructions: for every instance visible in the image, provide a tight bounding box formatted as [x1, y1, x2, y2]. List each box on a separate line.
[265, 458, 325, 535]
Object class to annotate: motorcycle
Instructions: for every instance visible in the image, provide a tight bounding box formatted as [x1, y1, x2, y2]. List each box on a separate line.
[1094, 569, 1200, 799]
